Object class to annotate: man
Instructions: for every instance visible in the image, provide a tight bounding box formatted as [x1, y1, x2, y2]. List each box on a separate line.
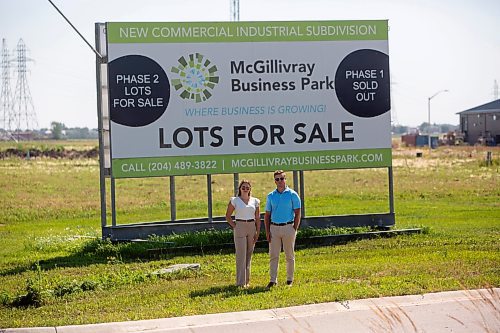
[264, 170, 301, 288]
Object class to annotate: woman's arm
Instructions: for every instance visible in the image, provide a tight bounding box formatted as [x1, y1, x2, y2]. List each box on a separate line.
[225, 201, 236, 229]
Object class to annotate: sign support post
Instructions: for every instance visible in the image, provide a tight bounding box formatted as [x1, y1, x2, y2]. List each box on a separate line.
[95, 23, 107, 233]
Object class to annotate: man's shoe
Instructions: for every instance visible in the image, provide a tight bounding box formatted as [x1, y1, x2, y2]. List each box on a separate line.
[266, 282, 277, 289]
[286, 280, 293, 286]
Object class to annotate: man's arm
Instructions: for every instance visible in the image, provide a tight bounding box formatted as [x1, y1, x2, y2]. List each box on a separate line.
[292, 191, 302, 231]
[264, 211, 271, 242]
[293, 208, 301, 231]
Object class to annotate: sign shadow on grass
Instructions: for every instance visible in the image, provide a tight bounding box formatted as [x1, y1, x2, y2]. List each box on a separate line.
[190, 284, 268, 298]
[1, 229, 421, 277]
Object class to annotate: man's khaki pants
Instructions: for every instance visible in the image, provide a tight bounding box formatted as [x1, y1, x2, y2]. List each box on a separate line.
[269, 223, 296, 283]
[233, 222, 256, 286]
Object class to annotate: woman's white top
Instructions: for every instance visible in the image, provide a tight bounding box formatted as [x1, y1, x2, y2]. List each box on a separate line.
[230, 196, 260, 220]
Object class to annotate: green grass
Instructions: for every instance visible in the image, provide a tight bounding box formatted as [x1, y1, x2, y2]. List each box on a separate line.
[0, 144, 499, 328]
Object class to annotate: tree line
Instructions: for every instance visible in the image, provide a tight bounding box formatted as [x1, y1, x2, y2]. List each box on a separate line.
[392, 122, 458, 135]
[47, 122, 98, 140]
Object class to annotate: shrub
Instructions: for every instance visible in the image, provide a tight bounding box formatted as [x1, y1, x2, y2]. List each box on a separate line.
[12, 278, 48, 307]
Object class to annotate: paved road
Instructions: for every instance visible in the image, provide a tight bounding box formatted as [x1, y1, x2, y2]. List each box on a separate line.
[2, 288, 499, 333]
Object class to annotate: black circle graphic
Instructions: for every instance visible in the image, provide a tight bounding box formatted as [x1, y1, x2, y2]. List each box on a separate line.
[335, 49, 390, 118]
[109, 55, 170, 127]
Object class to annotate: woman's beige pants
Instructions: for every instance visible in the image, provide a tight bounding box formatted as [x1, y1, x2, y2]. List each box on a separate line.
[233, 222, 256, 286]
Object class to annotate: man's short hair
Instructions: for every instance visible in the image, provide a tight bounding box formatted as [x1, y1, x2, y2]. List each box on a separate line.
[274, 170, 285, 177]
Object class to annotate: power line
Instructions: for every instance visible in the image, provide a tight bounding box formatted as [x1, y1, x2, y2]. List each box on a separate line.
[47, 0, 103, 59]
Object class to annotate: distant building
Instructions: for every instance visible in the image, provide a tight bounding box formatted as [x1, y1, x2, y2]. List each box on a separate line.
[457, 99, 500, 145]
[401, 133, 438, 148]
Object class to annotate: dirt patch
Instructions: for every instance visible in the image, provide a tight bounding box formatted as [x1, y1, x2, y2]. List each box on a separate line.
[392, 158, 476, 168]
[0, 147, 99, 159]
[392, 146, 498, 168]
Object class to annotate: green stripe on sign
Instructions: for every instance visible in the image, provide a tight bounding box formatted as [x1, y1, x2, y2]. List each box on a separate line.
[107, 20, 388, 44]
[111, 148, 392, 178]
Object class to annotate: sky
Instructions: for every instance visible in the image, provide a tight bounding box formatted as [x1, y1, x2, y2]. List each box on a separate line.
[1, 0, 499, 129]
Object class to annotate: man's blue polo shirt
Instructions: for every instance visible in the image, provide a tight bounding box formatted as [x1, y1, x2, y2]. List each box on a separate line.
[265, 186, 301, 223]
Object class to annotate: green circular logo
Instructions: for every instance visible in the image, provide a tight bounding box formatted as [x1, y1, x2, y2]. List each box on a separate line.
[171, 53, 219, 103]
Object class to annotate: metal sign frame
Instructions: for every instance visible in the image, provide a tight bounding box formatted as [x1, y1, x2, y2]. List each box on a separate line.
[94, 22, 395, 241]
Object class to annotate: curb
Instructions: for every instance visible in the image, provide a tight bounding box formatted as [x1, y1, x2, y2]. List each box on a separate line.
[3, 288, 498, 333]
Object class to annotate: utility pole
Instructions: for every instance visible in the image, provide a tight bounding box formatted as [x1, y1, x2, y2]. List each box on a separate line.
[230, 0, 240, 194]
[427, 89, 448, 154]
[230, 0, 239, 22]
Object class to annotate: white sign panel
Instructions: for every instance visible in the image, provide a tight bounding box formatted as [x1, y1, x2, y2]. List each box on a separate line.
[105, 20, 391, 177]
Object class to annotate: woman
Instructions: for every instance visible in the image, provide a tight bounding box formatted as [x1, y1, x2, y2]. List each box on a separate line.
[225, 179, 261, 287]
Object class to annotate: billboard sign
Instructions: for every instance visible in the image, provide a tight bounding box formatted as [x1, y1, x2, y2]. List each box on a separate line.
[105, 20, 391, 178]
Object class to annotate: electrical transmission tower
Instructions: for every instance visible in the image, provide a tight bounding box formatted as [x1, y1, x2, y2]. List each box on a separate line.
[0, 38, 13, 130]
[11, 38, 37, 131]
[230, 0, 239, 21]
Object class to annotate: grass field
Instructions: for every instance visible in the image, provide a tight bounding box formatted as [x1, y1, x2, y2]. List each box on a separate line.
[0, 141, 499, 328]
